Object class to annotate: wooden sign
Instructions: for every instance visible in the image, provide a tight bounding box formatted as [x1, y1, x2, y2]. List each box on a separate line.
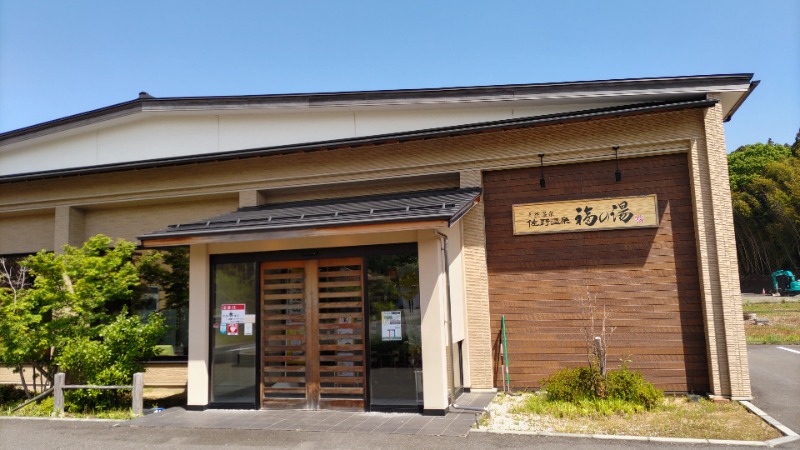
[512, 194, 659, 235]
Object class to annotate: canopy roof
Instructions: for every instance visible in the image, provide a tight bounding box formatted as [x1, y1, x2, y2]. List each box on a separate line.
[139, 187, 482, 247]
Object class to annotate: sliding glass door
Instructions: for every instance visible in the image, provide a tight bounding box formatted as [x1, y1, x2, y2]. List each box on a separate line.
[210, 262, 258, 406]
[366, 253, 422, 411]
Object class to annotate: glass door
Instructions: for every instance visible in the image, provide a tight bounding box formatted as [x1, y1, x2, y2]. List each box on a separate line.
[210, 262, 258, 406]
[366, 253, 422, 411]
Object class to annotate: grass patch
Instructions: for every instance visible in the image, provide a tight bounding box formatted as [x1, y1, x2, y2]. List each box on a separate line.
[743, 301, 800, 344]
[483, 393, 782, 441]
[1, 386, 186, 419]
[511, 393, 647, 419]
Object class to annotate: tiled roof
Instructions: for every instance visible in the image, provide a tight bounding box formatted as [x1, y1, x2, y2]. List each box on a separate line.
[140, 187, 482, 242]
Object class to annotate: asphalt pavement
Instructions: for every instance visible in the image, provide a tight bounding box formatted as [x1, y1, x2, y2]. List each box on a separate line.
[0, 345, 796, 449]
[748, 344, 800, 434]
[0, 418, 775, 449]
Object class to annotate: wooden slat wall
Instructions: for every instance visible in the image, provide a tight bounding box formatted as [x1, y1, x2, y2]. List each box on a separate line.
[260, 257, 366, 410]
[483, 154, 709, 393]
[261, 260, 308, 409]
[317, 258, 365, 410]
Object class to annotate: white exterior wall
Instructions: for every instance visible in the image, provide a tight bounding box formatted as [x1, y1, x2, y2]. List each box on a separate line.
[187, 244, 211, 407]
[0, 102, 630, 176]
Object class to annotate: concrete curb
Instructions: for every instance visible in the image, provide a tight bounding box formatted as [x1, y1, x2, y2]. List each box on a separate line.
[471, 428, 776, 446]
[740, 401, 800, 447]
[0, 416, 123, 423]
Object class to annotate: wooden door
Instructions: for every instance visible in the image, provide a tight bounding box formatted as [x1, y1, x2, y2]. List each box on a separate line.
[261, 258, 365, 410]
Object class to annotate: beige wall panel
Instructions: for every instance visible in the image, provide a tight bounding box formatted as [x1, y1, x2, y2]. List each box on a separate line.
[690, 95, 751, 399]
[96, 115, 219, 164]
[218, 112, 355, 150]
[83, 197, 238, 243]
[1, 363, 187, 389]
[142, 363, 188, 388]
[0, 212, 54, 254]
[1, 110, 705, 214]
[207, 231, 418, 255]
[187, 244, 210, 406]
[512, 102, 630, 118]
[418, 230, 450, 410]
[260, 175, 459, 204]
[3, 100, 646, 177]
[0, 132, 98, 177]
[354, 107, 512, 136]
[446, 223, 466, 343]
[0, 366, 37, 386]
[0, 132, 97, 176]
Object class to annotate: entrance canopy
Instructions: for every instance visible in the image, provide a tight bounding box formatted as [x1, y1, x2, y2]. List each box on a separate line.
[139, 187, 481, 247]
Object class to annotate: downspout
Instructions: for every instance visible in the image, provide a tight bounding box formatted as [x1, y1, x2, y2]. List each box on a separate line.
[433, 230, 490, 418]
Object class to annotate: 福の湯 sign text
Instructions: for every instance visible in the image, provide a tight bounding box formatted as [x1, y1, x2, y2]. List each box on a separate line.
[512, 195, 659, 235]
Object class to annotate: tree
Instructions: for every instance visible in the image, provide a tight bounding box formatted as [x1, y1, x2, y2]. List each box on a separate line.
[727, 141, 791, 191]
[728, 139, 800, 277]
[57, 308, 165, 410]
[0, 235, 167, 407]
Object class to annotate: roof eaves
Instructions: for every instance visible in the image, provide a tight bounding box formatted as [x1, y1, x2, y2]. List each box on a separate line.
[0, 74, 753, 145]
[723, 80, 760, 122]
[0, 99, 144, 146]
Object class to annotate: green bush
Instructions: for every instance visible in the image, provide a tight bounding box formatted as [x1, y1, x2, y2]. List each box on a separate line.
[543, 366, 663, 410]
[57, 310, 166, 411]
[543, 366, 597, 403]
[606, 367, 663, 409]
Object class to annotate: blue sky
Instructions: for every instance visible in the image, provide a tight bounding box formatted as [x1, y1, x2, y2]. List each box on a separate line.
[1, 1, 798, 152]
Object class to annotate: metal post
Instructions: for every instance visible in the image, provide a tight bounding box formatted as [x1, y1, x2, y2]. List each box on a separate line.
[502, 315, 510, 391]
[53, 372, 65, 417]
[132, 372, 144, 415]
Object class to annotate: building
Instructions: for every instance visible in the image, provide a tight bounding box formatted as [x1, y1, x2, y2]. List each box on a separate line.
[0, 74, 757, 413]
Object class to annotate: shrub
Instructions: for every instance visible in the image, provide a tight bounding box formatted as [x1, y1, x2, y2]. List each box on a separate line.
[606, 367, 663, 409]
[543, 365, 663, 410]
[57, 310, 166, 411]
[543, 366, 597, 402]
[12, 396, 53, 417]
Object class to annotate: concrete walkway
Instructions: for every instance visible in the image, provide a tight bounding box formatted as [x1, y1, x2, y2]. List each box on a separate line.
[124, 392, 495, 437]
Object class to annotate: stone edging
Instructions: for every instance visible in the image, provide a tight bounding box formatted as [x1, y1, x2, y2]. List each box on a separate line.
[471, 428, 799, 447]
[0, 416, 123, 423]
[740, 401, 799, 447]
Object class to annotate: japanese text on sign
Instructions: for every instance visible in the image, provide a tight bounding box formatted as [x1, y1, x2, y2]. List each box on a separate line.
[220, 304, 246, 324]
[512, 195, 658, 235]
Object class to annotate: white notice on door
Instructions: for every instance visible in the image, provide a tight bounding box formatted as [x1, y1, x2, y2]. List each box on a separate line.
[381, 310, 402, 341]
[220, 304, 246, 324]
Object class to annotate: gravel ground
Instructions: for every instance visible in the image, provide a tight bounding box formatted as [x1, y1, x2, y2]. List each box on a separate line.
[481, 393, 560, 432]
